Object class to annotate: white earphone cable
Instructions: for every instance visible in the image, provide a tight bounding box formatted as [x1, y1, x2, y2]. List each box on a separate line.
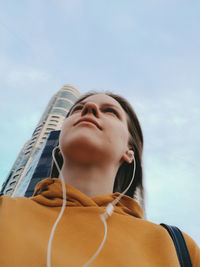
[82, 155, 136, 266]
[47, 148, 136, 267]
[47, 147, 67, 267]
[112, 156, 136, 206]
[82, 214, 108, 267]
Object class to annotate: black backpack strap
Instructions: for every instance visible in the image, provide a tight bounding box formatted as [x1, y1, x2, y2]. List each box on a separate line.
[160, 223, 193, 267]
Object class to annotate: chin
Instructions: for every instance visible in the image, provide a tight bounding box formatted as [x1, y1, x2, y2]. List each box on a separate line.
[60, 134, 103, 163]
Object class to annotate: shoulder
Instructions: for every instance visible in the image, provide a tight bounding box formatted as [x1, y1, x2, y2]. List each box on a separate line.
[0, 195, 15, 207]
[0, 194, 29, 204]
[0, 195, 33, 213]
[158, 223, 200, 266]
[183, 232, 200, 266]
[145, 222, 200, 266]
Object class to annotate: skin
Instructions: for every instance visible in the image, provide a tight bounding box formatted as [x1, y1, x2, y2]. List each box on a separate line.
[59, 94, 134, 197]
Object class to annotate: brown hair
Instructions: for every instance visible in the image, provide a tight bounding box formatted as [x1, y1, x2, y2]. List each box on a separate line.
[51, 91, 144, 201]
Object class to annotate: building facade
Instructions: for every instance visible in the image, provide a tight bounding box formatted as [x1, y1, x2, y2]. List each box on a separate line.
[1, 84, 81, 197]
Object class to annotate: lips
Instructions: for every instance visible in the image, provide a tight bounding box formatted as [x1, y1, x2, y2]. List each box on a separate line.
[74, 117, 102, 130]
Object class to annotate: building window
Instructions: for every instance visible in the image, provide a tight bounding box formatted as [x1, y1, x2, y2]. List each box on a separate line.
[29, 141, 35, 146]
[26, 146, 33, 152]
[48, 123, 57, 127]
[6, 188, 13, 194]
[60, 91, 78, 102]
[52, 109, 67, 117]
[39, 158, 48, 165]
[50, 119, 58, 123]
[9, 181, 17, 186]
[52, 115, 59, 119]
[33, 132, 39, 137]
[15, 168, 23, 173]
[33, 126, 42, 134]
[55, 99, 73, 109]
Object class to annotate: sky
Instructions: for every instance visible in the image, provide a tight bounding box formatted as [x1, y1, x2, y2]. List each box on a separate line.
[0, 0, 200, 246]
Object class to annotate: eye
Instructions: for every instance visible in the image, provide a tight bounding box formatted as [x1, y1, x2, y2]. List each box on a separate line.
[70, 105, 83, 114]
[104, 107, 119, 117]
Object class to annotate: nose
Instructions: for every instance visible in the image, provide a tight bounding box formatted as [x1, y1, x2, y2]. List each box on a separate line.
[81, 102, 99, 117]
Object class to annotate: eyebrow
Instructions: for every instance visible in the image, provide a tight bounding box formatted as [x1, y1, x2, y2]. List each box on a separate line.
[77, 101, 122, 111]
[101, 103, 122, 112]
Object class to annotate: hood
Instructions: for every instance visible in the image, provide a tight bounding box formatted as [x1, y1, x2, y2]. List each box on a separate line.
[31, 178, 143, 219]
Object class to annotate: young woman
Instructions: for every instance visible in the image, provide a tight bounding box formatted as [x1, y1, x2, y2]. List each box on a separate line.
[0, 92, 199, 266]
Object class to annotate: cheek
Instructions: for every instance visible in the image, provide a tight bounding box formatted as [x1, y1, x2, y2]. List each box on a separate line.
[118, 123, 129, 142]
[120, 131, 129, 147]
[61, 117, 74, 131]
[59, 119, 72, 145]
[111, 126, 129, 149]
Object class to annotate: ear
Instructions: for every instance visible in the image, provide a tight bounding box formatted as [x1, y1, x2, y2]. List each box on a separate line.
[122, 150, 134, 164]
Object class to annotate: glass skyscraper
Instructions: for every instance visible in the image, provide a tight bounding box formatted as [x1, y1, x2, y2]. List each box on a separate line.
[1, 84, 81, 197]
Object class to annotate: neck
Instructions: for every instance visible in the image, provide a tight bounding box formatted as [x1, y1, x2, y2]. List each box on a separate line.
[60, 160, 118, 197]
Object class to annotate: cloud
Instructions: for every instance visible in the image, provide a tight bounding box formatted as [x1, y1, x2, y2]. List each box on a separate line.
[8, 68, 50, 85]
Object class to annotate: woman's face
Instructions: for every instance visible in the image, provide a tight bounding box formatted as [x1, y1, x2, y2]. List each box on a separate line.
[59, 94, 131, 166]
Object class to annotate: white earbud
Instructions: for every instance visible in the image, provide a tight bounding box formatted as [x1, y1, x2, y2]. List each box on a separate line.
[126, 150, 134, 163]
[128, 150, 134, 156]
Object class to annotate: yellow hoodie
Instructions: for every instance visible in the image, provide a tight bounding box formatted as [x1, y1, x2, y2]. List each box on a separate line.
[0, 178, 199, 267]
